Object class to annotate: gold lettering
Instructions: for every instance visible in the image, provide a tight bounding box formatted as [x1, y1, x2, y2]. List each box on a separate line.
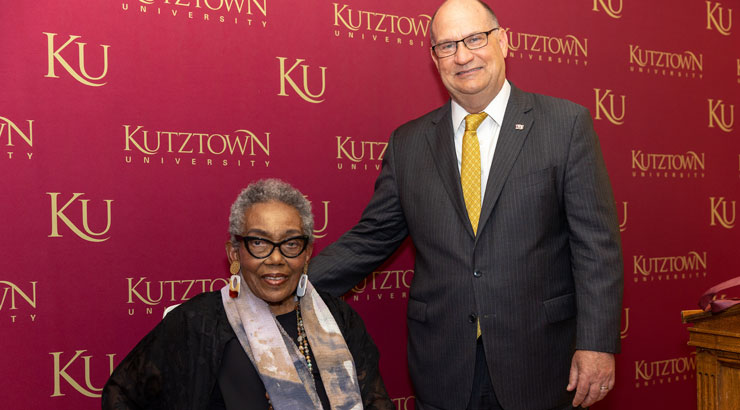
[127, 277, 227, 305]
[379, 271, 394, 290]
[561, 35, 588, 57]
[232, 130, 270, 156]
[707, 99, 735, 132]
[629, 45, 703, 71]
[48, 193, 113, 242]
[127, 277, 158, 305]
[44, 32, 110, 87]
[123, 125, 157, 154]
[710, 197, 736, 228]
[629, 44, 646, 67]
[333, 3, 429, 37]
[634, 354, 696, 382]
[374, 12, 388, 32]
[336, 136, 361, 162]
[619, 202, 628, 232]
[592, 0, 623, 19]
[246, 0, 267, 17]
[334, 3, 360, 30]
[594, 89, 626, 125]
[181, 279, 195, 300]
[0, 281, 37, 310]
[706, 1, 733, 36]
[392, 396, 416, 410]
[178, 132, 194, 153]
[621, 307, 630, 339]
[312, 200, 330, 239]
[0, 117, 33, 147]
[50, 350, 115, 398]
[276, 57, 327, 103]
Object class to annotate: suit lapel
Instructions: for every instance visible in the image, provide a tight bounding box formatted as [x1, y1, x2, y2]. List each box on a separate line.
[477, 85, 534, 239]
[425, 102, 476, 238]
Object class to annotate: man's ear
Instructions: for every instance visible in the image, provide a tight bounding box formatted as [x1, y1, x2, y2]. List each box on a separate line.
[496, 28, 508, 58]
[431, 47, 441, 71]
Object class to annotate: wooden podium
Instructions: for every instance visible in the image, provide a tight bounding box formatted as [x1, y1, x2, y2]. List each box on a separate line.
[682, 305, 740, 410]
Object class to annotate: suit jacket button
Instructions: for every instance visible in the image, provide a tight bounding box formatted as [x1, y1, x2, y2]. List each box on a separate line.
[473, 270, 482, 278]
[468, 313, 477, 323]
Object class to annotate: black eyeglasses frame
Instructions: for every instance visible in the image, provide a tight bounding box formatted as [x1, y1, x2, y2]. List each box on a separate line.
[238, 235, 309, 259]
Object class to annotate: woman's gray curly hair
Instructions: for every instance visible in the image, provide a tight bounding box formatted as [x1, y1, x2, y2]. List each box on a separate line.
[228, 179, 314, 248]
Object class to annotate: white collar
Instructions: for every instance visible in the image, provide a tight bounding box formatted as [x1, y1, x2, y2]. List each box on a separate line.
[451, 79, 511, 130]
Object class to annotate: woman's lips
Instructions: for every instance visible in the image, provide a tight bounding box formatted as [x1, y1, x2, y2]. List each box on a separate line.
[262, 274, 289, 286]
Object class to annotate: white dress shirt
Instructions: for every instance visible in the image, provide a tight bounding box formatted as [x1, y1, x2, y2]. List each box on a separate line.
[451, 79, 511, 200]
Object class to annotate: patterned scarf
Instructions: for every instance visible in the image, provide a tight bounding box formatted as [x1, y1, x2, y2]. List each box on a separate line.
[221, 280, 363, 410]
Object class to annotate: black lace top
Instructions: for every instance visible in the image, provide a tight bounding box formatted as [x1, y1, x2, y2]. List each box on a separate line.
[102, 290, 393, 410]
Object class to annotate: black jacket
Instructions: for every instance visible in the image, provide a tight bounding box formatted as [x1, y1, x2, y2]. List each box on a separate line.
[102, 290, 393, 410]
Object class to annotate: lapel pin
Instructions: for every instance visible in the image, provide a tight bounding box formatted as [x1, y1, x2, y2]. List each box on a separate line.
[515, 124, 524, 130]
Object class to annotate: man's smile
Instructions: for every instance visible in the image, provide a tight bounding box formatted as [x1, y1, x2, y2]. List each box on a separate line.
[456, 66, 483, 77]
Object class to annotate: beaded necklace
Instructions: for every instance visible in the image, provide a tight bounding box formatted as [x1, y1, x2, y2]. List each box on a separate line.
[267, 303, 315, 410]
[296, 301, 315, 380]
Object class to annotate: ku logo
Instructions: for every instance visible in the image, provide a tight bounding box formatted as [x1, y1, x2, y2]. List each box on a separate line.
[277, 57, 327, 104]
[44, 32, 110, 87]
[710, 197, 736, 229]
[708, 99, 735, 132]
[48, 193, 113, 242]
[706, 1, 733, 36]
[592, 0, 623, 19]
[594, 89, 625, 125]
[50, 350, 115, 398]
[0, 117, 33, 148]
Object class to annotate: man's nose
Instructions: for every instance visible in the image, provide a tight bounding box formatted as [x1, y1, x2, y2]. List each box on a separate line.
[454, 43, 474, 65]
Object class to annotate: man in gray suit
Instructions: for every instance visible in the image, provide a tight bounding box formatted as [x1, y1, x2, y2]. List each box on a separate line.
[309, 1, 623, 409]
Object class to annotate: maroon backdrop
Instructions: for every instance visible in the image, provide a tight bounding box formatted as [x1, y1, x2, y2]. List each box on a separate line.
[1, 1, 738, 409]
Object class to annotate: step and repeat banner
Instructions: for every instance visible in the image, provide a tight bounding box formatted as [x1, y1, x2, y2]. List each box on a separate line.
[1, 1, 738, 409]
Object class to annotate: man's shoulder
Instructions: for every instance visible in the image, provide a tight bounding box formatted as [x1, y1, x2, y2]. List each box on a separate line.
[517, 87, 590, 117]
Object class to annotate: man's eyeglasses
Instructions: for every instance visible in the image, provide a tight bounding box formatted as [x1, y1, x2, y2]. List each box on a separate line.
[431, 28, 500, 58]
[238, 235, 309, 259]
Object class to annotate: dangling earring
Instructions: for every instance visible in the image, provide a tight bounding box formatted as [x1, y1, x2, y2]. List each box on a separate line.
[229, 260, 241, 298]
[296, 264, 309, 298]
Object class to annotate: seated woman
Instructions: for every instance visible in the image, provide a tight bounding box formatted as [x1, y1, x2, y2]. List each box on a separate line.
[102, 179, 393, 409]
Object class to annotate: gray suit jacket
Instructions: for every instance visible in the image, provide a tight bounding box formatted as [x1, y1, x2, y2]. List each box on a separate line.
[309, 84, 623, 410]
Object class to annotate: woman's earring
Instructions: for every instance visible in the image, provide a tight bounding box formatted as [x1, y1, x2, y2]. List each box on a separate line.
[229, 260, 241, 298]
[296, 264, 309, 298]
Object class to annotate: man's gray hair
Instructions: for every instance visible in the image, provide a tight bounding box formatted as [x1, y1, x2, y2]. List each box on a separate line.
[228, 179, 314, 248]
[430, 0, 499, 43]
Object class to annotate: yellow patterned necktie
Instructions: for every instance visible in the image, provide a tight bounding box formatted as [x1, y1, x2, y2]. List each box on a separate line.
[462, 112, 488, 339]
[461, 112, 488, 235]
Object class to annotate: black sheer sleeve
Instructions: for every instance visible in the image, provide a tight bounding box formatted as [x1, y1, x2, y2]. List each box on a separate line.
[101, 292, 231, 410]
[102, 309, 175, 410]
